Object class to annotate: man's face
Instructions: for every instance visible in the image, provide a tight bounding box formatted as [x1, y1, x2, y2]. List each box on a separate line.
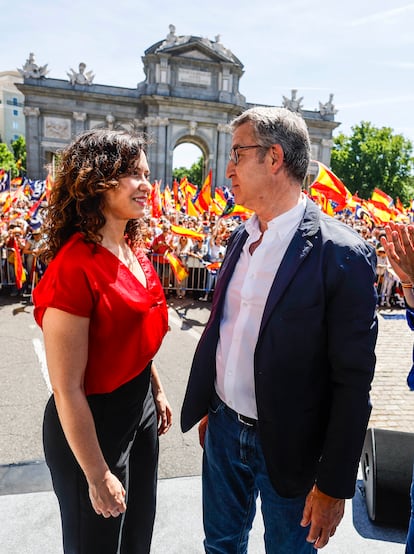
[225, 122, 271, 212]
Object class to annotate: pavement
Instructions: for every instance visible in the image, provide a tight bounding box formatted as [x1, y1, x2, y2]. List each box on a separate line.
[1, 304, 413, 553]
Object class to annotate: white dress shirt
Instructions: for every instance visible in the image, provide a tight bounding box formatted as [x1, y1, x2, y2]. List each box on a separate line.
[215, 194, 306, 419]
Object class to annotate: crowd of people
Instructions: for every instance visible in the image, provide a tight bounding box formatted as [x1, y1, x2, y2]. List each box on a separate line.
[1, 111, 413, 553]
[0, 190, 407, 308]
[0, 196, 240, 300]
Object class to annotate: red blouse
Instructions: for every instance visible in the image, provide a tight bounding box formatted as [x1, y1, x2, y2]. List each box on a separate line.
[33, 233, 168, 395]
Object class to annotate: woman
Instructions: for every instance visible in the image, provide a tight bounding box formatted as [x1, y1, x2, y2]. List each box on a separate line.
[173, 234, 192, 298]
[381, 221, 414, 553]
[33, 129, 172, 554]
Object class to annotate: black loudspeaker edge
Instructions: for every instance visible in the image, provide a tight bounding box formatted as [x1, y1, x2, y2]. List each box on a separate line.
[360, 427, 414, 527]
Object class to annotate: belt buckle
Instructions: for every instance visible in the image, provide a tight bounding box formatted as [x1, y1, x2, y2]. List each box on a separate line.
[237, 413, 255, 427]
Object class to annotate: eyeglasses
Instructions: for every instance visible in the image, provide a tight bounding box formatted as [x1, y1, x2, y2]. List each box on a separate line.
[228, 145, 262, 165]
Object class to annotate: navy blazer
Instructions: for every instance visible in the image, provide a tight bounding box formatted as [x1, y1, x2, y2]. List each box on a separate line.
[181, 198, 378, 499]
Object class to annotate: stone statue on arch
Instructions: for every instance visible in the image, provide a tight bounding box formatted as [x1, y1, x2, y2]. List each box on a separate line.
[67, 63, 95, 86]
[18, 52, 49, 79]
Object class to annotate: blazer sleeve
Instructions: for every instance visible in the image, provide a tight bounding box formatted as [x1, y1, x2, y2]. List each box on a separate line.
[315, 237, 378, 498]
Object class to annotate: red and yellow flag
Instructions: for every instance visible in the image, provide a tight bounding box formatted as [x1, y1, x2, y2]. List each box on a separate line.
[205, 261, 222, 272]
[371, 187, 393, 209]
[172, 179, 180, 210]
[185, 191, 201, 217]
[162, 185, 174, 213]
[151, 180, 163, 218]
[309, 188, 335, 216]
[366, 201, 391, 224]
[396, 197, 405, 214]
[165, 251, 189, 283]
[45, 173, 55, 201]
[194, 169, 212, 213]
[310, 161, 351, 208]
[12, 237, 26, 290]
[170, 225, 205, 240]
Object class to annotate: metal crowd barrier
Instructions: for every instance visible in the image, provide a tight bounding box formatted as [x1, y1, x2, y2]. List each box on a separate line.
[1, 249, 216, 297]
[149, 253, 216, 295]
[1, 247, 15, 287]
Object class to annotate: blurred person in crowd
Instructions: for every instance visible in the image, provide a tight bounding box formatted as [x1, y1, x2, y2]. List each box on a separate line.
[187, 237, 208, 294]
[173, 234, 193, 298]
[149, 216, 162, 239]
[5, 224, 27, 296]
[380, 221, 414, 553]
[376, 245, 400, 308]
[376, 246, 389, 304]
[22, 227, 46, 293]
[199, 234, 226, 302]
[181, 106, 378, 553]
[151, 221, 174, 293]
[33, 129, 172, 554]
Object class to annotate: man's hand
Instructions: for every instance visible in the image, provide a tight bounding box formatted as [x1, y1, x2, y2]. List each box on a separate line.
[198, 415, 208, 448]
[301, 485, 345, 549]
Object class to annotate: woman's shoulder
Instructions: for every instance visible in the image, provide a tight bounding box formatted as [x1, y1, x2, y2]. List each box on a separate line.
[55, 233, 95, 259]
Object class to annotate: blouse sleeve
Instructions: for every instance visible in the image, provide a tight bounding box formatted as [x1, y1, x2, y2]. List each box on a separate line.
[33, 247, 95, 327]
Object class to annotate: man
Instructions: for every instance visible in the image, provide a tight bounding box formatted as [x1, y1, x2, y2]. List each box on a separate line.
[181, 107, 378, 553]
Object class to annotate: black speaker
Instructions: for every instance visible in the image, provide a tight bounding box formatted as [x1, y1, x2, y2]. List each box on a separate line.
[360, 427, 414, 526]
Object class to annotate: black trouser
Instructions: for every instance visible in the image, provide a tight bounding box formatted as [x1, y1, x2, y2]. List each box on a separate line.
[43, 365, 158, 554]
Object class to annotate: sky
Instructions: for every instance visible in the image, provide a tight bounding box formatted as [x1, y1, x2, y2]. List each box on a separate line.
[0, 0, 413, 168]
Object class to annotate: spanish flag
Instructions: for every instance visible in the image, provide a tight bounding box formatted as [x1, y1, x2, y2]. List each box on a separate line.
[185, 191, 201, 217]
[151, 180, 163, 218]
[310, 161, 351, 208]
[162, 185, 174, 213]
[45, 173, 55, 201]
[165, 251, 189, 283]
[371, 187, 393, 209]
[194, 169, 212, 213]
[12, 237, 26, 290]
[170, 225, 205, 240]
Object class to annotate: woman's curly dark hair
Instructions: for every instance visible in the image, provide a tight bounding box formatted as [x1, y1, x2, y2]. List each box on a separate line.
[40, 129, 149, 263]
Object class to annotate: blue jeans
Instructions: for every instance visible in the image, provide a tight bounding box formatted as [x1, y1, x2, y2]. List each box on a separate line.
[406, 468, 414, 553]
[203, 393, 316, 554]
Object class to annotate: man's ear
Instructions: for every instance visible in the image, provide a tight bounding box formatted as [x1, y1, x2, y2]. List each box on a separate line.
[269, 144, 284, 170]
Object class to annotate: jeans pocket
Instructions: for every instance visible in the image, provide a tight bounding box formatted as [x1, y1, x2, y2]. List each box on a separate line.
[209, 391, 226, 415]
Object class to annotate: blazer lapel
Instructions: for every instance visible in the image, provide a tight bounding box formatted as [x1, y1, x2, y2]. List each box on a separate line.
[259, 198, 321, 334]
[210, 226, 248, 314]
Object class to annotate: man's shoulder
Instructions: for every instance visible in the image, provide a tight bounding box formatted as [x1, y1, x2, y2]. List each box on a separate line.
[318, 214, 371, 247]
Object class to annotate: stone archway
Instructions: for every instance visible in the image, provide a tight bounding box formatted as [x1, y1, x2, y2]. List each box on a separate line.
[18, 28, 339, 180]
[173, 134, 209, 182]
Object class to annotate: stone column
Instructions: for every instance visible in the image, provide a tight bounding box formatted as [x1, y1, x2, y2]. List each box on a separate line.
[23, 106, 41, 178]
[145, 116, 169, 185]
[320, 138, 334, 167]
[216, 123, 231, 189]
[72, 112, 87, 136]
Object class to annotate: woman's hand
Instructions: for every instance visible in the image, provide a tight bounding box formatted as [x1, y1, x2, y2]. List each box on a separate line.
[150, 363, 173, 435]
[381, 223, 414, 282]
[88, 469, 127, 518]
[153, 388, 173, 435]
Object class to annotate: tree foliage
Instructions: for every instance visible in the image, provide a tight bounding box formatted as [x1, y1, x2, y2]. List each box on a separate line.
[0, 136, 27, 176]
[0, 142, 17, 174]
[11, 136, 26, 173]
[331, 122, 414, 203]
[172, 156, 203, 187]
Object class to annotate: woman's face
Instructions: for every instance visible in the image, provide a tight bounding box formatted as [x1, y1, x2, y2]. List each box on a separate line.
[102, 152, 151, 222]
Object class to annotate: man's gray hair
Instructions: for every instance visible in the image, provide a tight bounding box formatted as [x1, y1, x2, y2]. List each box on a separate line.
[230, 107, 311, 183]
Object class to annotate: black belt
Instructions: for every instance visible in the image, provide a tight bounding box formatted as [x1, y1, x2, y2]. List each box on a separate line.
[212, 390, 257, 428]
[237, 412, 257, 427]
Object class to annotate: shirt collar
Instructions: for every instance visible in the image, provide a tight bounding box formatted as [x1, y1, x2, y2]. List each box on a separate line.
[245, 193, 306, 241]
